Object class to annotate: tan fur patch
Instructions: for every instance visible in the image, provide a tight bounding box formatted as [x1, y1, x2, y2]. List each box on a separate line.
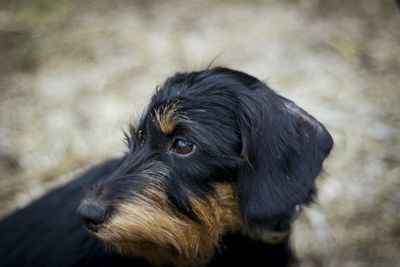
[153, 103, 181, 135]
[93, 183, 241, 267]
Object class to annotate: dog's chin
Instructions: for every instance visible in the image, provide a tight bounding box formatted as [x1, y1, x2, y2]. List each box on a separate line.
[93, 226, 221, 267]
[97, 236, 181, 266]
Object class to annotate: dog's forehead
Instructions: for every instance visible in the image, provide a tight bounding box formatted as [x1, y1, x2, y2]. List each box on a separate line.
[137, 69, 259, 138]
[138, 78, 203, 135]
[153, 68, 255, 100]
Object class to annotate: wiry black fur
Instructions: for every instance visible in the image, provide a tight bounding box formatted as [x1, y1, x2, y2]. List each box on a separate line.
[0, 159, 140, 267]
[0, 67, 333, 266]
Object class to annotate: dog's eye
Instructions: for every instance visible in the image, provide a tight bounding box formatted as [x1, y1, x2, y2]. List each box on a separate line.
[172, 139, 195, 155]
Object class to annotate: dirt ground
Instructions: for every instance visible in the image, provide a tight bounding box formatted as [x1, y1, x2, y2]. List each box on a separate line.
[0, 0, 399, 266]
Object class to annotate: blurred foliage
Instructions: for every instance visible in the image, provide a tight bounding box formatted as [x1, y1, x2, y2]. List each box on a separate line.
[0, 0, 73, 74]
[0, 0, 71, 25]
[0, 30, 37, 73]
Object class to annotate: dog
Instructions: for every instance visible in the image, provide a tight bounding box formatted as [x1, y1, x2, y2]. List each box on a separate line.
[0, 67, 333, 267]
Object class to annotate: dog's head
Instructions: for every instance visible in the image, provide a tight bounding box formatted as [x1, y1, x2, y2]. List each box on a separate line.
[77, 67, 333, 266]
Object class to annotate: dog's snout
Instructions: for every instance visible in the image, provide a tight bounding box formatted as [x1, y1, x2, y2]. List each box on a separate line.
[77, 202, 107, 232]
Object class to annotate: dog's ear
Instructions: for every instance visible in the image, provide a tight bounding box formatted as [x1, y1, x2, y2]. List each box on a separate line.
[231, 72, 333, 237]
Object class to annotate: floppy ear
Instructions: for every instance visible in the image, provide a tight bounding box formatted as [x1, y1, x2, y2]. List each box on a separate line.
[233, 76, 333, 238]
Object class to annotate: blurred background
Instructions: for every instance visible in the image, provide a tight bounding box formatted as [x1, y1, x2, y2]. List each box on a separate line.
[0, 0, 399, 266]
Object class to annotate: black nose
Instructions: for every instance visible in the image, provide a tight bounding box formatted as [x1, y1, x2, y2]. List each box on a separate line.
[77, 203, 107, 232]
